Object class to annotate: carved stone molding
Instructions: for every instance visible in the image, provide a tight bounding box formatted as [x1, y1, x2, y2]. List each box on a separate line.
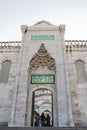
[30, 43, 55, 71]
[1, 59, 12, 64]
[73, 58, 86, 63]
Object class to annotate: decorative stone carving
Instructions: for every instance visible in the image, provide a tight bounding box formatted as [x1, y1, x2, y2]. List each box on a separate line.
[59, 25, 65, 33]
[73, 58, 86, 63]
[30, 43, 55, 71]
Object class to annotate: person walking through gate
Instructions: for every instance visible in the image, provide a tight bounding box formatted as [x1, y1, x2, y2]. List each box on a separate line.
[34, 114, 40, 127]
[40, 112, 45, 126]
[46, 114, 50, 126]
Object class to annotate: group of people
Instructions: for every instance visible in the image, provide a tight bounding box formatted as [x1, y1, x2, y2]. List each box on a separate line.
[34, 112, 51, 127]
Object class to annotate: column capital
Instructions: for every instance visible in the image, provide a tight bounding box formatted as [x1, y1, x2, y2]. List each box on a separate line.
[21, 25, 28, 33]
[59, 24, 65, 33]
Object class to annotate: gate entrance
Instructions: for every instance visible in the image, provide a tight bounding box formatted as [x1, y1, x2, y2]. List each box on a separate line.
[31, 89, 53, 127]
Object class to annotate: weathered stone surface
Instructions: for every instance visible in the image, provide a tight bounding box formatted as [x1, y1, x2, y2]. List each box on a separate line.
[0, 21, 87, 127]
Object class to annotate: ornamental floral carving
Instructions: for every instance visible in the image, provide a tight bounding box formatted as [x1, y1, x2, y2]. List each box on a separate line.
[30, 43, 55, 71]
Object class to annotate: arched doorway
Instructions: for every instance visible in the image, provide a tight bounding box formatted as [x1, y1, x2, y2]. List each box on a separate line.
[28, 43, 56, 127]
[31, 89, 53, 127]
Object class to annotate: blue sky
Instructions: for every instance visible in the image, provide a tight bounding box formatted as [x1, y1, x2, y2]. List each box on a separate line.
[0, 0, 87, 41]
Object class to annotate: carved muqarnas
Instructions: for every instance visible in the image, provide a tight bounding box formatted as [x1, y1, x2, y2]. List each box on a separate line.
[30, 43, 55, 71]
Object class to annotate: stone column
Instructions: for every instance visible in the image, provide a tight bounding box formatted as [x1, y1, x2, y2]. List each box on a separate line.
[56, 25, 74, 127]
[9, 25, 29, 126]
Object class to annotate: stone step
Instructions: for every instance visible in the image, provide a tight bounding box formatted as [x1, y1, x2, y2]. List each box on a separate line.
[0, 127, 87, 130]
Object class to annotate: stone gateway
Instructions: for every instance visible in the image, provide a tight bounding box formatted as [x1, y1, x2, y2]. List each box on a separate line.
[0, 21, 87, 127]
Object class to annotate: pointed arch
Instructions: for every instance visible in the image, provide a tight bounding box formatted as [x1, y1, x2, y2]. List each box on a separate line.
[0, 60, 11, 83]
[75, 60, 87, 83]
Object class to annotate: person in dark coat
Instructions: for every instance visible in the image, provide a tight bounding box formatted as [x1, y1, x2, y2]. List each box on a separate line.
[46, 114, 50, 126]
[40, 112, 45, 126]
[35, 116, 39, 127]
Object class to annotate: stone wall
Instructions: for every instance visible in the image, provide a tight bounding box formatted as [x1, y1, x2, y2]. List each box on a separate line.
[66, 42, 87, 126]
[0, 44, 20, 125]
[0, 40, 87, 126]
[0, 38, 87, 127]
